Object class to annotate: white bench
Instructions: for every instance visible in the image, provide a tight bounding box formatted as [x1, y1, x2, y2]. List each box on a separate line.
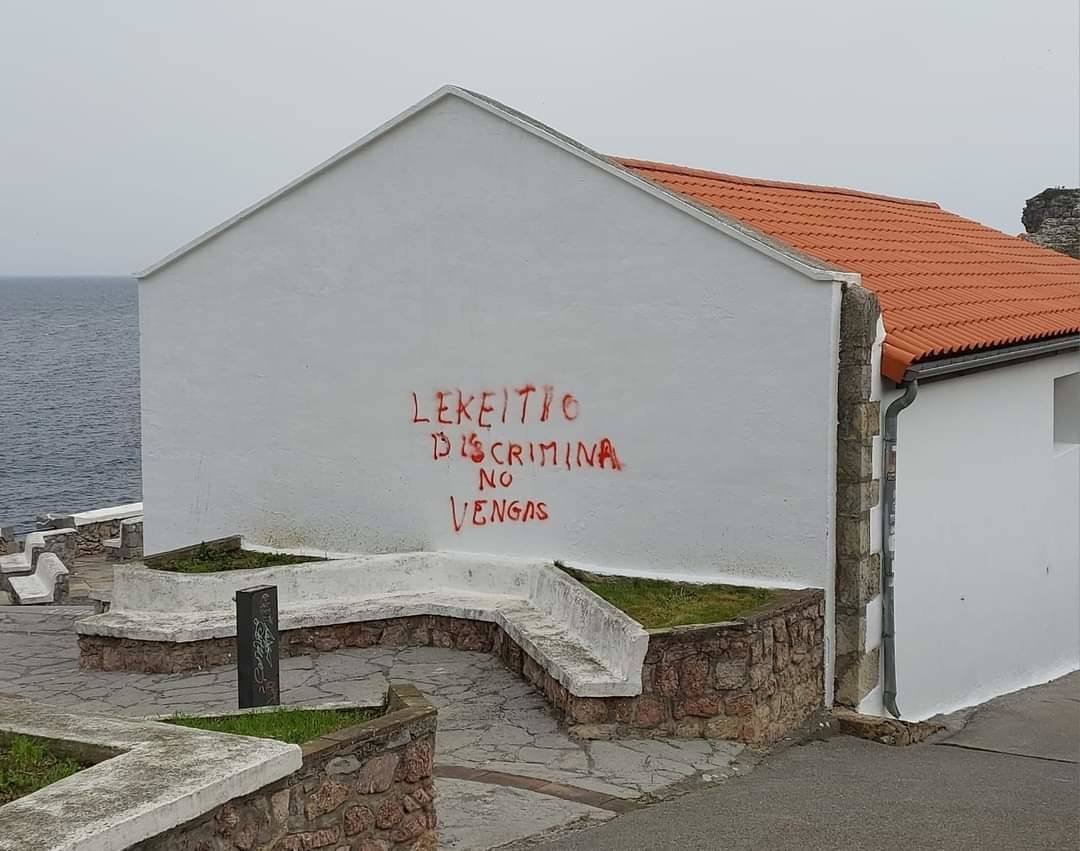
[0, 529, 76, 575]
[102, 515, 144, 560]
[7, 552, 69, 604]
[75, 552, 649, 698]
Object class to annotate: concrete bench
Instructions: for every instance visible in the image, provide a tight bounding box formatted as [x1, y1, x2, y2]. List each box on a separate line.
[102, 515, 144, 560]
[7, 552, 69, 604]
[0, 529, 77, 575]
[75, 551, 648, 698]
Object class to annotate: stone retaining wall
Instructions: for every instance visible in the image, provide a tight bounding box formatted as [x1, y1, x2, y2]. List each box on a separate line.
[74, 518, 124, 556]
[80, 591, 824, 746]
[499, 591, 824, 745]
[132, 685, 438, 851]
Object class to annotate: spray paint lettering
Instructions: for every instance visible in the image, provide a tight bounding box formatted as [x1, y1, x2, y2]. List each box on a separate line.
[410, 387, 623, 531]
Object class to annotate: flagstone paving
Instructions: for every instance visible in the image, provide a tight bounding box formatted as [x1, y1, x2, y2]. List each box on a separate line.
[0, 606, 746, 849]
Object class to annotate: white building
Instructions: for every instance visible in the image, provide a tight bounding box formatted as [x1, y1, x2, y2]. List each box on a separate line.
[136, 87, 1080, 721]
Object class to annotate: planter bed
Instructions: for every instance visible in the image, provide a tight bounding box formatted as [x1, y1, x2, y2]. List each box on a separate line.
[144, 536, 326, 574]
[0, 735, 87, 806]
[556, 563, 777, 629]
[166, 705, 383, 744]
[137, 685, 438, 851]
[0, 687, 436, 851]
[76, 552, 825, 745]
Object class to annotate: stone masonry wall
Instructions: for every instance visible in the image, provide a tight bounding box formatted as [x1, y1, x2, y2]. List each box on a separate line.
[834, 284, 883, 707]
[132, 684, 438, 851]
[74, 518, 124, 556]
[80, 590, 824, 746]
[119, 518, 144, 560]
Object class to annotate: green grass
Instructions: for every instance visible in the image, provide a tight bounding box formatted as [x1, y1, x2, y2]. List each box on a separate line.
[150, 543, 325, 573]
[0, 736, 86, 805]
[561, 567, 776, 629]
[164, 706, 382, 744]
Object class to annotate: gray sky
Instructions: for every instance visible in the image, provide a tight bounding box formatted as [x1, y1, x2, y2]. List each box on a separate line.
[2, 0, 1077, 275]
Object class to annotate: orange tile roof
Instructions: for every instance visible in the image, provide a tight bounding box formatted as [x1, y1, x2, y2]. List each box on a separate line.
[616, 158, 1080, 381]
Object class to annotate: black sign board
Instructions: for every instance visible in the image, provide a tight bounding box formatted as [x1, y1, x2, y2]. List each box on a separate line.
[236, 585, 280, 709]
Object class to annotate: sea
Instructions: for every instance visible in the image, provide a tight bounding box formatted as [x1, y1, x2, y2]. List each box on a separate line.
[0, 277, 142, 534]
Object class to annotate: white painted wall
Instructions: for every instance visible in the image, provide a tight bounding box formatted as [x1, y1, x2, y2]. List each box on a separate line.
[139, 93, 841, 595]
[887, 352, 1080, 720]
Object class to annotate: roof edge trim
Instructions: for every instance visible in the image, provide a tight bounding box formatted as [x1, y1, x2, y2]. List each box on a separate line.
[135, 86, 859, 285]
[903, 334, 1080, 382]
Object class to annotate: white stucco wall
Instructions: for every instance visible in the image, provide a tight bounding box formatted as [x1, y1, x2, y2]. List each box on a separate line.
[886, 352, 1080, 720]
[138, 94, 841, 595]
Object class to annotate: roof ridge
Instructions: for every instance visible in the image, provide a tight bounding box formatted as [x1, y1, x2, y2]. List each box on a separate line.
[614, 157, 941, 209]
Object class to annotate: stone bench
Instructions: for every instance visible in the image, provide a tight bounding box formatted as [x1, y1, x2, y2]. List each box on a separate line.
[74, 549, 827, 744]
[102, 515, 144, 561]
[0, 528, 77, 575]
[76, 552, 649, 698]
[41, 501, 144, 556]
[7, 552, 69, 604]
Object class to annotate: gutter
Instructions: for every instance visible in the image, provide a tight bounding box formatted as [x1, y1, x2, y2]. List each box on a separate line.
[881, 380, 918, 718]
[903, 335, 1079, 383]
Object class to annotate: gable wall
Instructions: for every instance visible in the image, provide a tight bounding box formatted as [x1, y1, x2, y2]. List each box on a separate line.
[139, 95, 841, 596]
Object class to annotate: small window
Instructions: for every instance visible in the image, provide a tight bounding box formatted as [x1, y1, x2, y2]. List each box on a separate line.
[1054, 373, 1080, 445]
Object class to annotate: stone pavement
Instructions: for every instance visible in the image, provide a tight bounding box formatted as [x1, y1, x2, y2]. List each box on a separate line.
[0, 606, 745, 850]
[65, 553, 117, 603]
[523, 671, 1080, 851]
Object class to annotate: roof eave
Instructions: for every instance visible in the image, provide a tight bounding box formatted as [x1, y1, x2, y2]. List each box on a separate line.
[898, 334, 1080, 383]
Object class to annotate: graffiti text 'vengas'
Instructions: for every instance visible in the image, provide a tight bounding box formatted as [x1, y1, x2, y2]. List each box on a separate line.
[409, 386, 623, 532]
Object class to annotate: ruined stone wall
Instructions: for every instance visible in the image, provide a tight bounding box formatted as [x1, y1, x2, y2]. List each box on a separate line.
[132, 685, 437, 851]
[81, 591, 824, 747]
[1022, 187, 1080, 259]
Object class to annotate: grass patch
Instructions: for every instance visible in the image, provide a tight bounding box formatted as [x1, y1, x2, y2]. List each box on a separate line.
[560, 566, 776, 629]
[150, 543, 325, 573]
[164, 706, 382, 744]
[0, 736, 86, 805]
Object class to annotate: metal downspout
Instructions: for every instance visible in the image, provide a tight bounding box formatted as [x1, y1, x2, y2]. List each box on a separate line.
[882, 380, 918, 718]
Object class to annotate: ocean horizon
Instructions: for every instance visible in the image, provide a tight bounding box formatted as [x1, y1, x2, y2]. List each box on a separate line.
[0, 275, 142, 533]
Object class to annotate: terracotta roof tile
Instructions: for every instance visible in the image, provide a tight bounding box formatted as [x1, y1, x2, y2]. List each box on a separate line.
[616, 158, 1080, 381]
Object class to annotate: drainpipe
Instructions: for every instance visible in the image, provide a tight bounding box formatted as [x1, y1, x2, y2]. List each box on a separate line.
[882, 379, 918, 718]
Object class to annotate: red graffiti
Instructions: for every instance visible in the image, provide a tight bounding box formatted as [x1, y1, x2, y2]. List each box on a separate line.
[412, 393, 430, 423]
[450, 496, 549, 531]
[478, 468, 515, 491]
[413, 387, 620, 532]
[411, 386, 581, 426]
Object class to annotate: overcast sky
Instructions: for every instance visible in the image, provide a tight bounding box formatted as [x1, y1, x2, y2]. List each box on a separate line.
[2, 0, 1077, 275]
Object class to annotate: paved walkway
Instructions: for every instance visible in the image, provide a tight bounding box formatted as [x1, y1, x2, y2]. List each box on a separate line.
[524, 672, 1080, 850]
[0, 606, 744, 849]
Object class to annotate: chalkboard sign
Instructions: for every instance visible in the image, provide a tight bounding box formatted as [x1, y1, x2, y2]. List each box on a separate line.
[236, 585, 280, 709]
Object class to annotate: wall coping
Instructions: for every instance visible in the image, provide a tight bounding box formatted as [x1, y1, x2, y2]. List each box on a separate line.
[70, 502, 144, 527]
[0, 697, 299, 851]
